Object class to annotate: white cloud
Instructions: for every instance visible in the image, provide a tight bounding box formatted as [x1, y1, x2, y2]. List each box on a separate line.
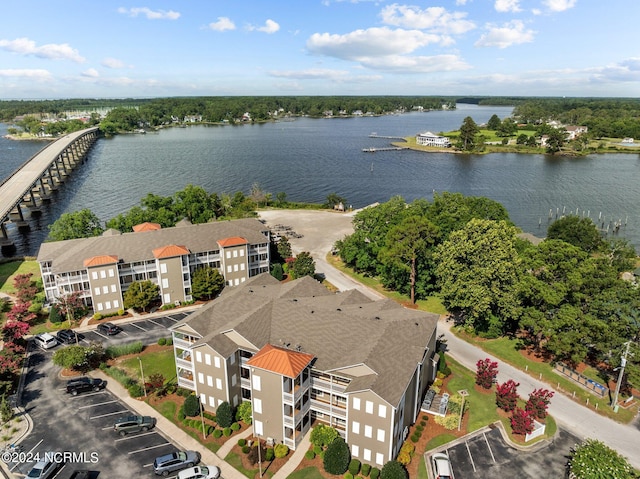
[475, 20, 535, 48]
[0, 37, 85, 62]
[494, 0, 521, 13]
[307, 27, 444, 60]
[247, 19, 280, 34]
[590, 57, 640, 83]
[101, 57, 125, 69]
[268, 68, 350, 80]
[0, 68, 52, 80]
[379, 4, 475, 35]
[81, 68, 99, 78]
[208, 17, 236, 32]
[542, 0, 577, 12]
[356, 54, 471, 73]
[117, 7, 180, 20]
[456, 0, 469, 4]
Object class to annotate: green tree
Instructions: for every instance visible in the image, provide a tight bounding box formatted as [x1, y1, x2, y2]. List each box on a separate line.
[216, 401, 233, 428]
[48, 209, 104, 241]
[52, 345, 91, 371]
[568, 439, 634, 479]
[191, 266, 225, 301]
[236, 401, 252, 424]
[378, 216, 439, 303]
[123, 280, 159, 312]
[545, 127, 567, 154]
[435, 219, 522, 335]
[291, 252, 315, 279]
[324, 193, 347, 210]
[270, 263, 284, 281]
[310, 424, 339, 448]
[0, 395, 12, 424]
[458, 116, 479, 151]
[277, 236, 293, 259]
[497, 118, 517, 137]
[487, 114, 501, 130]
[323, 437, 350, 475]
[182, 394, 200, 417]
[174, 184, 215, 223]
[547, 216, 603, 252]
[380, 461, 408, 479]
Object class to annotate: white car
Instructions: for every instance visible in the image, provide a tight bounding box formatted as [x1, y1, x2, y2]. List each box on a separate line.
[34, 333, 58, 350]
[432, 452, 453, 479]
[178, 465, 221, 479]
[26, 459, 58, 479]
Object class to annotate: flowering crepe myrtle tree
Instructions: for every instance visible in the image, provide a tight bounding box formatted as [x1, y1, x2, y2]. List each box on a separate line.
[525, 388, 554, 420]
[496, 379, 519, 412]
[510, 407, 535, 436]
[475, 358, 499, 389]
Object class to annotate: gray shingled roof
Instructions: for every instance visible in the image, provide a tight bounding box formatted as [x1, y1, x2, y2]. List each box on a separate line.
[37, 218, 270, 273]
[172, 274, 438, 406]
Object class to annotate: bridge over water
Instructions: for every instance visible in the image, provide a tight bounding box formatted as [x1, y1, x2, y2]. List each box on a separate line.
[0, 127, 99, 252]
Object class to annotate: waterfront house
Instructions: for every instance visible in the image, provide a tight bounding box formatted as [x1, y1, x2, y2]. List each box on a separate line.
[169, 273, 439, 466]
[416, 131, 451, 147]
[565, 125, 588, 140]
[36, 218, 271, 315]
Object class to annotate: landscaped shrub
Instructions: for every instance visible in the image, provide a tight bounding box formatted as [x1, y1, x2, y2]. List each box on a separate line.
[361, 463, 371, 476]
[274, 443, 289, 458]
[265, 448, 275, 461]
[157, 337, 167, 346]
[223, 427, 232, 436]
[496, 379, 519, 412]
[176, 387, 192, 397]
[105, 366, 136, 388]
[165, 337, 173, 345]
[349, 458, 361, 475]
[49, 305, 62, 324]
[370, 467, 380, 479]
[420, 420, 427, 427]
[415, 424, 423, 432]
[216, 401, 233, 428]
[242, 445, 250, 454]
[203, 411, 216, 422]
[183, 394, 200, 417]
[305, 450, 315, 460]
[313, 445, 323, 455]
[434, 414, 459, 430]
[525, 388, 554, 420]
[381, 460, 408, 479]
[178, 407, 186, 421]
[238, 438, 247, 447]
[510, 407, 535, 435]
[236, 401, 252, 424]
[206, 424, 215, 436]
[323, 437, 350, 475]
[397, 450, 411, 466]
[231, 422, 240, 431]
[344, 472, 353, 479]
[213, 429, 223, 438]
[475, 358, 499, 389]
[128, 383, 144, 397]
[106, 341, 144, 358]
[410, 434, 419, 443]
[310, 423, 339, 448]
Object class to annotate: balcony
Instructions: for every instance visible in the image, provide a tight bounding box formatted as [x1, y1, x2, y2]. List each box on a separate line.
[178, 376, 195, 390]
[310, 399, 347, 418]
[175, 352, 193, 370]
[311, 376, 347, 394]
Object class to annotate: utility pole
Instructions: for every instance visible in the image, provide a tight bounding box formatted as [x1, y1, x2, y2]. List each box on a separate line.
[611, 341, 632, 411]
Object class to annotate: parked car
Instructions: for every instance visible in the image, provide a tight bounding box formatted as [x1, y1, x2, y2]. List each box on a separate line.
[113, 415, 156, 436]
[177, 465, 220, 479]
[66, 377, 105, 396]
[432, 452, 454, 479]
[69, 471, 91, 479]
[153, 450, 201, 476]
[56, 329, 84, 344]
[34, 333, 58, 350]
[26, 458, 58, 479]
[96, 322, 121, 336]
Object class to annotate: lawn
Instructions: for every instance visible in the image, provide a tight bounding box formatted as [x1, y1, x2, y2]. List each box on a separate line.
[0, 260, 41, 295]
[286, 467, 325, 479]
[119, 348, 178, 384]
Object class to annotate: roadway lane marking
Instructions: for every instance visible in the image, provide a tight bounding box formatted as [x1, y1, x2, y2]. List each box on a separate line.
[10, 439, 43, 471]
[90, 410, 129, 419]
[51, 464, 66, 478]
[78, 399, 119, 409]
[115, 431, 157, 442]
[127, 442, 171, 454]
[483, 432, 496, 463]
[464, 441, 477, 472]
[70, 391, 107, 399]
[93, 331, 109, 340]
[129, 322, 147, 331]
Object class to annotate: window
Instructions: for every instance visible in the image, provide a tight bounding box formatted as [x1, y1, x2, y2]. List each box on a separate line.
[378, 405, 387, 418]
[240, 250, 244, 257]
[214, 356, 221, 368]
[105, 301, 111, 310]
[352, 421, 360, 434]
[216, 378, 222, 390]
[233, 264, 238, 272]
[363, 449, 371, 461]
[162, 278, 169, 288]
[97, 303, 103, 311]
[114, 300, 119, 308]
[205, 354, 211, 365]
[201, 393, 206, 404]
[227, 266, 232, 273]
[226, 251, 231, 259]
[366, 401, 374, 414]
[254, 420, 263, 436]
[377, 429, 385, 442]
[240, 264, 245, 271]
[230, 354, 236, 365]
[353, 398, 360, 410]
[364, 425, 372, 438]
[102, 286, 108, 294]
[209, 396, 215, 407]
[233, 250, 238, 258]
[351, 445, 359, 457]
[91, 272, 98, 280]
[198, 373, 204, 384]
[94, 287, 100, 296]
[163, 293, 170, 303]
[160, 263, 167, 274]
[234, 278, 239, 286]
[195, 351, 202, 362]
[252, 375, 261, 391]
[108, 269, 115, 277]
[376, 453, 384, 466]
[231, 374, 237, 386]
[111, 284, 117, 293]
[207, 376, 213, 387]
[254, 398, 262, 414]
[100, 270, 106, 279]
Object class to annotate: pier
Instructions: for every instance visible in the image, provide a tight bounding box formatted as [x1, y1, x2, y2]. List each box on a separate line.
[362, 147, 409, 153]
[368, 133, 405, 140]
[0, 127, 99, 253]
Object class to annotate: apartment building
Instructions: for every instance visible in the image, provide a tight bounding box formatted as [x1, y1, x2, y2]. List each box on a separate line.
[170, 274, 439, 465]
[36, 218, 271, 315]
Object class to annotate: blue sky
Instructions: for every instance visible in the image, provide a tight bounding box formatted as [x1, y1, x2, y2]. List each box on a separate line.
[1, 1, 638, 99]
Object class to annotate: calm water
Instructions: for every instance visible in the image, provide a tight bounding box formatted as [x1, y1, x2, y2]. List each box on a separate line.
[1, 103, 639, 256]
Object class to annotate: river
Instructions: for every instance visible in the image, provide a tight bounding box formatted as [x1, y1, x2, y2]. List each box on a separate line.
[1, 103, 638, 256]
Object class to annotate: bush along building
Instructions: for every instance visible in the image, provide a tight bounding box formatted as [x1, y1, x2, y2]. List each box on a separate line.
[37, 218, 271, 315]
[169, 273, 439, 466]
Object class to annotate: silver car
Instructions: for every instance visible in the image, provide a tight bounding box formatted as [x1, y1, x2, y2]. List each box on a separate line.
[153, 450, 201, 476]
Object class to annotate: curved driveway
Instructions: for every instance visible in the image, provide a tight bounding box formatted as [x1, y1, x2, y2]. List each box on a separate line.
[258, 208, 640, 469]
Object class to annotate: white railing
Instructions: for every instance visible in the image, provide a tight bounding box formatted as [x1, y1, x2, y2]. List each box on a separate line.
[173, 337, 195, 350]
[177, 377, 195, 390]
[175, 357, 193, 370]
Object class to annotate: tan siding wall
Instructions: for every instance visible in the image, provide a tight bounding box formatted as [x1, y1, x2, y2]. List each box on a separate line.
[192, 346, 229, 412]
[251, 369, 284, 443]
[87, 264, 122, 315]
[157, 256, 186, 305]
[221, 245, 249, 286]
[347, 390, 393, 467]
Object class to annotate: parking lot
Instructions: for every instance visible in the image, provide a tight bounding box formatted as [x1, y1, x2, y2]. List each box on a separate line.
[7, 312, 195, 478]
[426, 424, 579, 478]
